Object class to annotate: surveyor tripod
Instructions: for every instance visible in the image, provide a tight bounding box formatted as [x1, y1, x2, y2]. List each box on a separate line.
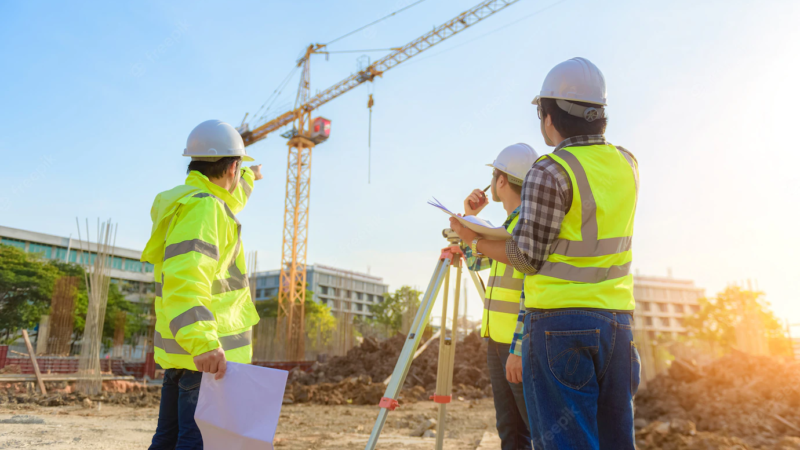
[364, 229, 487, 450]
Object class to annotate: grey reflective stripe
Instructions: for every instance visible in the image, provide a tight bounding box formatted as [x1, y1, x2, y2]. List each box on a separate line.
[169, 306, 215, 337]
[487, 263, 523, 291]
[153, 331, 190, 355]
[219, 330, 252, 351]
[212, 260, 249, 295]
[164, 239, 219, 261]
[483, 298, 521, 314]
[241, 178, 252, 199]
[556, 150, 598, 242]
[538, 261, 632, 283]
[155, 272, 164, 297]
[618, 148, 639, 208]
[550, 236, 633, 258]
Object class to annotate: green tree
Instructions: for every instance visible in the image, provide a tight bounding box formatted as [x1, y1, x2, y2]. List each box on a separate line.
[683, 285, 789, 355]
[254, 289, 338, 346]
[0, 244, 61, 344]
[368, 286, 421, 335]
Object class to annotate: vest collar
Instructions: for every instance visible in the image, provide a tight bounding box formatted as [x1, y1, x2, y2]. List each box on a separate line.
[185, 170, 244, 214]
[504, 206, 521, 228]
[554, 135, 609, 153]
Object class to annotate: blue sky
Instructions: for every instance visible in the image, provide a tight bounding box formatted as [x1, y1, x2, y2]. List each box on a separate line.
[1, 0, 799, 326]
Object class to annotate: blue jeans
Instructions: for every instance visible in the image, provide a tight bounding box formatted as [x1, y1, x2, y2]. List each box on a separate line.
[487, 339, 532, 450]
[150, 369, 204, 450]
[521, 310, 640, 450]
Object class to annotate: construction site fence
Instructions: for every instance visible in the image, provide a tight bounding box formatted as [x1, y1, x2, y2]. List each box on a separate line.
[0, 347, 149, 378]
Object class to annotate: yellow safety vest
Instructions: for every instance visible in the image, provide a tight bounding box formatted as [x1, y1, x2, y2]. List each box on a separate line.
[480, 214, 524, 344]
[525, 144, 639, 310]
[141, 168, 260, 370]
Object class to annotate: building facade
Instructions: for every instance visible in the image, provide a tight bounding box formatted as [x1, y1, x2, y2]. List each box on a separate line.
[0, 225, 154, 301]
[253, 265, 389, 318]
[633, 274, 705, 341]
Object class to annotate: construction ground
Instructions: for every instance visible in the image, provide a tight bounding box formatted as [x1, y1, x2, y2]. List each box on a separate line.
[2, 332, 800, 450]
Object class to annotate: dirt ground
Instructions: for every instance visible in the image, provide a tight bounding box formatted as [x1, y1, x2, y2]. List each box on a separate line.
[0, 398, 497, 449]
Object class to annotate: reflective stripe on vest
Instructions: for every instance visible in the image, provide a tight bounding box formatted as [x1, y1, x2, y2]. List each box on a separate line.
[481, 214, 523, 344]
[526, 144, 638, 311]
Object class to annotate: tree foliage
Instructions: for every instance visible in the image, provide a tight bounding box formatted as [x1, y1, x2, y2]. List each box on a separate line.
[0, 244, 61, 343]
[368, 286, 421, 334]
[683, 285, 789, 355]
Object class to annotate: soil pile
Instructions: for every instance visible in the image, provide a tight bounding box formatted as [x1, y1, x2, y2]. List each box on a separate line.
[0, 380, 161, 408]
[287, 331, 491, 405]
[635, 353, 800, 449]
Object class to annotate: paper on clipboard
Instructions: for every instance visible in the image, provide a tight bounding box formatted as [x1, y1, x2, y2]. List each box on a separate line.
[195, 362, 288, 450]
[427, 197, 511, 240]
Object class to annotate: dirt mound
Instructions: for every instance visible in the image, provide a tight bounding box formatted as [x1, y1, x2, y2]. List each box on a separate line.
[0, 380, 161, 408]
[635, 353, 800, 449]
[289, 331, 490, 405]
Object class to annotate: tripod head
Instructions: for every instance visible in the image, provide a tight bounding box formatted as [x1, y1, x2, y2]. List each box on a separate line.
[442, 228, 461, 245]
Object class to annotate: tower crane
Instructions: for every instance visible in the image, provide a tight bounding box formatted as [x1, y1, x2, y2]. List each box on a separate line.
[240, 0, 521, 359]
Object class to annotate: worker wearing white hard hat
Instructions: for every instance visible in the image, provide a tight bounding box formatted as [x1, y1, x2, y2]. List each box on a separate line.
[449, 143, 538, 450]
[449, 58, 640, 450]
[143, 120, 263, 450]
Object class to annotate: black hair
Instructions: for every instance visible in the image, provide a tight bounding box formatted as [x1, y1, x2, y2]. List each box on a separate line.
[540, 98, 607, 138]
[187, 157, 241, 179]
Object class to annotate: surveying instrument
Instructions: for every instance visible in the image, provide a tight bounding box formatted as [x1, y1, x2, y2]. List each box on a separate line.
[364, 228, 488, 450]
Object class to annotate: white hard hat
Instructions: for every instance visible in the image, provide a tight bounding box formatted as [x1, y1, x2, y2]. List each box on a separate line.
[534, 57, 607, 105]
[486, 143, 539, 185]
[183, 120, 254, 162]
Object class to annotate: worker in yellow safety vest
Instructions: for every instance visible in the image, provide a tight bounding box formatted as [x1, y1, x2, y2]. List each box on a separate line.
[449, 58, 640, 450]
[451, 143, 538, 450]
[141, 120, 262, 450]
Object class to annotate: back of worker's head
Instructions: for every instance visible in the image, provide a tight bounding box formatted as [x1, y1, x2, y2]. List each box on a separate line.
[534, 57, 608, 144]
[183, 120, 253, 180]
[187, 156, 242, 180]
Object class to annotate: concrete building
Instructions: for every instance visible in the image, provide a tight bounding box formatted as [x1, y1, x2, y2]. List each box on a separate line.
[253, 265, 389, 318]
[0, 225, 154, 301]
[633, 273, 705, 341]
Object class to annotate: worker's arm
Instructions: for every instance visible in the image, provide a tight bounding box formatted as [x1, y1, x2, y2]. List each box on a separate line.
[230, 165, 260, 206]
[458, 240, 492, 272]
[448, 217, 511, 264]
[162, 198, 225, 358]
[505, 160, 571, 275]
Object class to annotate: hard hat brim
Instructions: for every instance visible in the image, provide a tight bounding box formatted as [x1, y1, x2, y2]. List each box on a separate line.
[183, 152, 254, 162]
[532, 94, 606, 106]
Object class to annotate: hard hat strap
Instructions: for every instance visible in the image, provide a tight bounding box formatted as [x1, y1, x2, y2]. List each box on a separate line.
[555, 99, 605, 122]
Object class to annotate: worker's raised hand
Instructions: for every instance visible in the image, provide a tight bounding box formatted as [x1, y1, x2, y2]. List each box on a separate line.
[193, 347, 227, 380]
[464, 188, 488, 216]
[449, 217, 478, 244]
[249, 164, 263, 181]
[506, 354, 523, 384]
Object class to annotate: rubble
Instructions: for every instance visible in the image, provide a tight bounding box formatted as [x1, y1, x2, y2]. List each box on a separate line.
[635, 352, 800, 449]
[0, 380, 161, 408]
[287, 331, 491, 405]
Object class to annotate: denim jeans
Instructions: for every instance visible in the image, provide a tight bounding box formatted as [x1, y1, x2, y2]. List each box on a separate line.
[150, 369, 204, 450]
[521, 309, 640, 450]
[487, 339, 532, 450]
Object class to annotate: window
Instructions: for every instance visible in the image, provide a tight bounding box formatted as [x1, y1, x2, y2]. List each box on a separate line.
[111, 256, 123, 270]
[674, 304, 684, 314]
[658, 303, 668, 313]
[642, 302, 650, 312]
[356, 303, 363, 311]
[645, 317, 653, 326]
[28, 243, 52, 259]
[145, 263, 155, 273]
[346, 290, 352, 299]
[55, 247, 68, 260]
[334, 288, 340, 297]
[125, 259, 143, 272]
[1, 238, 25, 250]
[660, 317, 670, 327]
[320, 298, 327, 306]
[356, 292, 363, 300]
[690, 305, 700, 313]
[367, 294, 374, 303]
[320, 286, 328, 295]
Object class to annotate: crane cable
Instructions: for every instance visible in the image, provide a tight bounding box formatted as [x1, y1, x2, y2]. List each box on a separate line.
[324, 0, 430, 47]
[252, 65, 301, 124]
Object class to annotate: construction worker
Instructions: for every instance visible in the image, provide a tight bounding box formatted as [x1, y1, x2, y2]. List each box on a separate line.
[141, 120, 262, 449]
[451, 143, 538, 450]
[450, 57, 640, 450]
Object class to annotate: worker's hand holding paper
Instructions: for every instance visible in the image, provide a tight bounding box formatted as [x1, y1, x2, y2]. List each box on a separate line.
[195, 362, 288, 450]
[428, 197, 511, 240]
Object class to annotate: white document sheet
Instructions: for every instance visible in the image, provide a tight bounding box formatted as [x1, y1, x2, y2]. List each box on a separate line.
[428, 197, 511, 240]
[195, 362, 288, 450]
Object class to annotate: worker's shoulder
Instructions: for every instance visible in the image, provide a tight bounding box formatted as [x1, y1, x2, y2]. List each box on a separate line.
[615, 145, 638, 165]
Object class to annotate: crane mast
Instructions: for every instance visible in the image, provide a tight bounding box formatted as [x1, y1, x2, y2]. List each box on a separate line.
[243, 0, 521, 360]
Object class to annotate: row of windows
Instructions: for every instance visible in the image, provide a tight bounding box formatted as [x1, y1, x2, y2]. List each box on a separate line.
[1, 239, 154, 273]
[319, 298, 374, 313]
[643, 316, 685, 328]
[640, 301, 700, 314]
